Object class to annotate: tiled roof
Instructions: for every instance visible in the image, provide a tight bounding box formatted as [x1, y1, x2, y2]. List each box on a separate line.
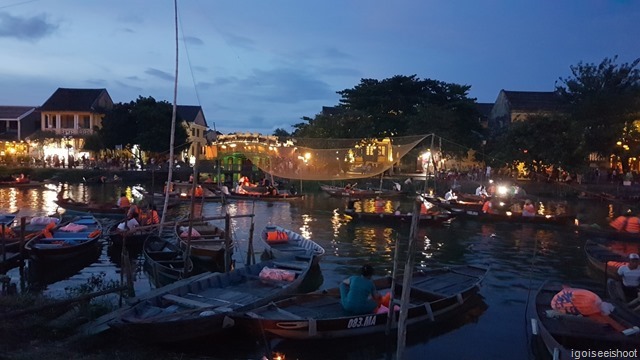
[40, 88, 108, 111]
[502, 90, 564, 112]
[475, 103, 493, 118]
[0, 106, 36, 119]
[177, 105, 208, 127]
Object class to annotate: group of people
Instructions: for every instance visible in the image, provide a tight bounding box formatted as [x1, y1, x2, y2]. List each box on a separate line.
[115, 192, 160, 231]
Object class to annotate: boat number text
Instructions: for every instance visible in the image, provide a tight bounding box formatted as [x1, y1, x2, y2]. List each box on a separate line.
[347, 315, 376, 328]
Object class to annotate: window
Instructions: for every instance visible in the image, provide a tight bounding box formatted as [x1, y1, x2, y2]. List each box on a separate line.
[80, 115, 90, 128]
[61, 114, 74, 129]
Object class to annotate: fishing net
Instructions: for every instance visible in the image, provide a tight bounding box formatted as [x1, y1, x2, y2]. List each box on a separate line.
[215, 134, 428, 181]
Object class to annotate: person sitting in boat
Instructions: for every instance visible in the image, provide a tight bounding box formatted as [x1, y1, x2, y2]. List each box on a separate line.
[15, 173, 29, 184]
[617, 253, 640, 301]
[475, 185, 488, 197]
[117, 212, 140, 231]
[146, 204, 160, 225]
[482, 199, 494, 214]
[127, 203, 140, 218]
[444, 189, 457, 201]
[340, 264, 381, 315]
[117, 193, 130, 208]
[194, 185, 204, 197]
[550, 285, 625, 332]
[374, 197, 385, 213]
[345, 183, 352, 190]
[522, 199, 536, 217]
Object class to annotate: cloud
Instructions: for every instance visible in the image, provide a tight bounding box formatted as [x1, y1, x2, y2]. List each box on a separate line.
[0, 12, 58, 41]
[183, 35, 203, 45]
[238, 68, 334, 104]
[145, 68, 174, 81]
[220, 31, 256, 50]
[86, 78, 107, 86]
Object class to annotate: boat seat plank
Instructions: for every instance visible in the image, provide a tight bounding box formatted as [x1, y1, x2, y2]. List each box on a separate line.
[272, 261, 308, 271]
[162, 294, 213, 309]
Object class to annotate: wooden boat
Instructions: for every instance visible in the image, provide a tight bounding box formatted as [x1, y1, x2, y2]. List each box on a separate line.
[24, 215, 102, 261]
[424, 196, 574, 225]
[0, 179, 45, 188]
[584, 240, 629, 280]
[109, 255, 320, 342]
[260, 225, 326, 266]
[142, 181, 223, 202]
[528, 282, 640, 359]
[54, 198, 129, 216]
[107, 223, 157, 247]
[577, 224, 640, 242]
[222, 187, 304, 202]
[320, 184, 407, 199]
[0, 211, 21, 271]
[231, 265, 488, 339]
[143, 231, 193, 288]
[343, 208, 456, 225]
[177, 221, 229, 273]
[25, 242, 101, 290]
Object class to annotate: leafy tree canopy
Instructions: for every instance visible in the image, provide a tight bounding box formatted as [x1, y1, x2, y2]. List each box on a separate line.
[556, 56, 640, 162]
[100, 96, 189, 155]
[292, 75, 483, 157]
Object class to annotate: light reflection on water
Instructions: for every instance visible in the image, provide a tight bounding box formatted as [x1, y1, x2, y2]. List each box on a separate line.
[0, 184, 631, 359]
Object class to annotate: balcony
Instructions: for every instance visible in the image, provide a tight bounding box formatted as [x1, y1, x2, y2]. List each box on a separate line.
[49, 128, 94, 136]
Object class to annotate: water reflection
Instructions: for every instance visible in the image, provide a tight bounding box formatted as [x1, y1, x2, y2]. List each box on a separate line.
[1, 184, 635, 358]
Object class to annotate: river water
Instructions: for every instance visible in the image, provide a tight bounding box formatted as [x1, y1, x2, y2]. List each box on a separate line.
[0, 182, 627, 359]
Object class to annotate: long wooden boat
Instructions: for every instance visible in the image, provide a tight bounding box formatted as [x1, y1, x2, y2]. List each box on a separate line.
[424, 196, 574, 225]
[0, 180, 45, 188]
[223, 190, 304, 202]
[24, 215, 102, 261]
[230, 265, 488, 339]
[177, 221, 229, 273]
[143, 231, 193, 288]
[528, 282, 640, 359]
[0, 211, 21, 251]
[320, 184, 407, 199]
[577, 224, 640, 242]
[343, 208, 456, 225]
[260, 225, 325, 266]
[109, 255, 320, 342]
[54, 198, 129, 216]
[584, 240, 629, 280]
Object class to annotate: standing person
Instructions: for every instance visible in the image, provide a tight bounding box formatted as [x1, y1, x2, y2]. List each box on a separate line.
[117, 192, 130, 208]
[340, 264, 381, 315]
[618, 253, 640, 301]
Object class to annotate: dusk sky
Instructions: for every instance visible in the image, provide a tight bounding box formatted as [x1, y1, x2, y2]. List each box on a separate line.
[1, 0, 638, 134]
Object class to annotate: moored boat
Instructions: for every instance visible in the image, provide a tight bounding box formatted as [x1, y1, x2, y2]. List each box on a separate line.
[260, 225, 325, 265]
[109, 256, 320, 342]
[143, 231, 193, 288]
[177, 221, 229, 273]
[24, 215, 102, 261]
[577, 224, 640, 242]
[231, 264, 488, 339]
[54, 198, 129, 216]
[528, 282, 640, 360]
[584, 240, 629, 280]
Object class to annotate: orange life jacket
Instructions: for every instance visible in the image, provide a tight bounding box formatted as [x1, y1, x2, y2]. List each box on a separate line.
[147, 210, 160, 225]
[610, 216, 628, 231]
[194, 187, 204, 197]
[551, 288, 602, 316]
[118, 196, 130, 208]
[482, 201, 492, 214]
[626, 217, 640, 233]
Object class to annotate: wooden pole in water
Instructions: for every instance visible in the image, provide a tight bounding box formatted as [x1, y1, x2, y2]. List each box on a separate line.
[19, 217, 25, 266]
[246, 202, 256, 266]
[396, 197, 421, 359]
[385, 232, 402, 335]
[224, 212, 232, 272]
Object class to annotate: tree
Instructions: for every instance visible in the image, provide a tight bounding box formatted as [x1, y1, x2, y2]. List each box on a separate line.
[292, 75, 483, 158]
[82, 133, 104, 154]
[100, 96, 189, 164]
[556, 56, 640, 171]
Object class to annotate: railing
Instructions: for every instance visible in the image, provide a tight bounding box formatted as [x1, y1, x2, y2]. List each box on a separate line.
[50, 128, 94, 136]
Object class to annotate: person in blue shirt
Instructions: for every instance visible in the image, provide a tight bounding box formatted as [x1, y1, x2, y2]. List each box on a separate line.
[340, 264, 381, 314]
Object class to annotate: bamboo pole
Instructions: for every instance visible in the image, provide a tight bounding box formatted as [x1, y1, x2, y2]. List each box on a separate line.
[246, 202, 256, 266]
[396, 197, 421, 359]
[224, 213, 231, 272]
